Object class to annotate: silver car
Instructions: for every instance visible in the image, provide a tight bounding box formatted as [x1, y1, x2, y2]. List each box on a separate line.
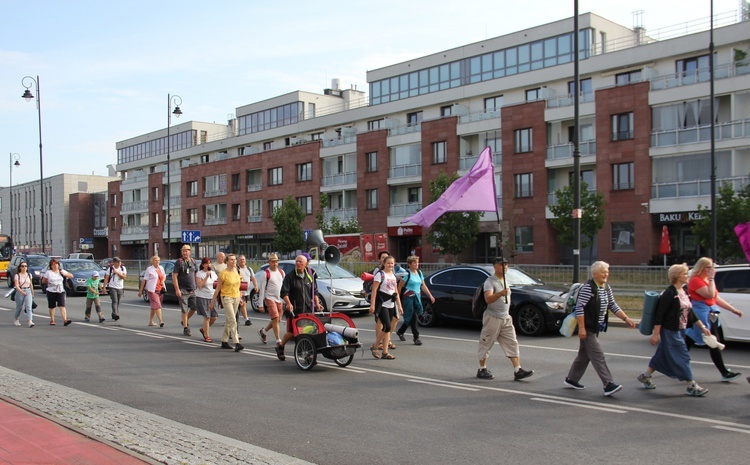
[714, 264, 750, 342]
[256, 260, 368, 315]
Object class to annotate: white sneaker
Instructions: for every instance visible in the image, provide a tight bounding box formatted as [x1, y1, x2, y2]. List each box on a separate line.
[13, 320, 21, 326]
[28, 321, 35, 328]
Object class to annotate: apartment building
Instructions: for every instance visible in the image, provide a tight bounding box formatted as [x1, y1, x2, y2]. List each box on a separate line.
[112, 11, 750, 264]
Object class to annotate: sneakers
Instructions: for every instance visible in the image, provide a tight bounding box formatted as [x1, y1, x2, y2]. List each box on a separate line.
[637, 373, 656, 390]
[721, 371, 742, 382]
[397, 333, 406, 342]
[564, 378, 585, 390]
[220, 342, 232, 350]
[112, 314, 120, 321]
[183, 327, 191, 336]
[686, 383, 709, 397]
[13, 320, 21, 326]
[28, 321, 34, 328]
[514, 368, 534, 381]
[234, 343, 245, 352]
[603, 382, 623, 396]
[84, 317, 90, 322]
[244, 319, 252, 326]
[414, 338, 423, 346]
[258, 329, 267, 344]
[99, 317, 106, 323]
[275, 344, 286, 361]
[476, 368, 494, 379]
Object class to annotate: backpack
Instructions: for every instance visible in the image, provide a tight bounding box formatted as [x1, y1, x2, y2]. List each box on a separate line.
[264, 267, 285, 281]
[363, 268, 383, 303]
[471, 283, 488, 318]
[399, 269, 423, 298]
[564, 282, 584, 315]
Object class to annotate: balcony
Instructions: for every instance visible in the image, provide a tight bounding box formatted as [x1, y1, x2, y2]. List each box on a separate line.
[389, 202, 421, 217]
[121, 225, 149, 235]
[120, 200, 148, 212]
[459, 109, 500, 124]
[246, 184, 262, 193]
[650, 62, 740, 91]
[651, 119, 750, 147]
[388, 123, 421, 136]
[389, 163, 422, 179]
[322, 135, 356, 148]
[651, 175, 749, 199]
[459, 153, 502, 170]
[247, 215, 263, 223]
[204, 188, 227, 198]
[322, 172, 357, 188]
[546, 92, 595, 109]
[205, 217, 228, 226]
[163, 196, 181, 210]
[546, 140, 597, 160]
[121, 174, 147, 185]
[324, 208, 358, 223]
[162, 172, 181, 185]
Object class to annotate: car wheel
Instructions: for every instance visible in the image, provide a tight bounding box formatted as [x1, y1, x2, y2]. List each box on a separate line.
[417, 302, 439, 327]
[7, 273, 13, 288]
[318, 294, 328, 312]
[250, 290, 260, 313]
[142, 291, 149, 302]
[515, 304, 545, 337]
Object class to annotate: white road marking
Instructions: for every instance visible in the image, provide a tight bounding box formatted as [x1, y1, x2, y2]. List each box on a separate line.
[712, 426, 750, 435]
[409, 379, 480, 391]
[531, 397, 627, 413]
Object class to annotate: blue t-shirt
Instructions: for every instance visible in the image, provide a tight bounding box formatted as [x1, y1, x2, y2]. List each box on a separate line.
[402, 270, 423, 296]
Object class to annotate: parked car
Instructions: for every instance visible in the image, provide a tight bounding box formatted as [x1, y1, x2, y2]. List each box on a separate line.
[66, 253, 95, 261]
[139, 260, 178, 302]
[99, 257, 116, 270]
[256, 260, 368, 314]
[41, 259, 105, 296]
[416, 265, 568, 336]
[713, 264, 750, 342]
[6, 254, 50, 288]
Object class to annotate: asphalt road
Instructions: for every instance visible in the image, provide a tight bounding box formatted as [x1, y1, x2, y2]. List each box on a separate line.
[1, 294, 749, 464]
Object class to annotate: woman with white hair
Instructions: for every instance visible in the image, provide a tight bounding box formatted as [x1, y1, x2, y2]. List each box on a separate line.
[637, 263, 710, 396]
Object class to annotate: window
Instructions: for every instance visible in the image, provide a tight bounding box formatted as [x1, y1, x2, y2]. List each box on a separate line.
[611, 112, 634, 141]
[297, 196, 313, 215]
[188, 208, 198, 224]
[111, 217, 118, 230]
[310, 132, 323, 141]
[187, 181, 198, 197]
[440, 105, 453, 116]
[567, 78, 592, 96]
[297, 162, 312, 182]
[111, 194, 117, 207]
[514, 173, 533, 198]
[247, 199, 262, 220]
[612, 222, 635, 251]
[152, 187, 159, 202]
[246, 169, 262, 191]
[366, 152, 378, 173]
[200, 154, 209, 163]
[408, 187, 421, 203]
[515, 226, 533, 253]
[268, 199, 283, 216]
[238, 147, 246, 156]
[484, 95, 503, 111]
[366, 189, 378, 210]
[231, 173, 241, 191]
[268, 167, 283, 186]
[525, 88, 540, 101]
[406, 111, 423, 126]
[432, 141, 447, 164]
[367, 119, 383, 131]
[615, 69, 642, 85]
[232, 203, 241, 221]
[676, 55, 709, 77]
[612, 162, 634, 190]
[152, 212, 160, 227]
[263, 141, 273, 151]
[514, 128, 533, 153]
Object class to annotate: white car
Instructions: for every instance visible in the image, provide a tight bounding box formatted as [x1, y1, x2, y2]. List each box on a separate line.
[255, 260, 368, 315]
[714, 264, 750, 342]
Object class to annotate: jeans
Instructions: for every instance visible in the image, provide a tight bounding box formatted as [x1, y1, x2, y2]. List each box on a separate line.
[109, 288, 124, 318]
[14, 288, 33, 322]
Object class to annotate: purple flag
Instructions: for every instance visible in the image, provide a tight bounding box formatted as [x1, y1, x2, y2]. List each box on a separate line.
[734, 222, 750, 263]
[402, 146, 497, 228]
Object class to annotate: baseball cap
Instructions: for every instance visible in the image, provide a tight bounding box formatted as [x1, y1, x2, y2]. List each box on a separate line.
[92, 271, 100, 277]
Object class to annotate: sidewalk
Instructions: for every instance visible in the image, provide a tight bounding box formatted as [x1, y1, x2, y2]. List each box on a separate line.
[0, 397, 152, 465]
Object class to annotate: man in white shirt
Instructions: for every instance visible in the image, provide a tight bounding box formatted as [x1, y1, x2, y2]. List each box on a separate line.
[257, 253, 285, 345]
[103, 257, 126, 321]
[237, 255, 259, 327]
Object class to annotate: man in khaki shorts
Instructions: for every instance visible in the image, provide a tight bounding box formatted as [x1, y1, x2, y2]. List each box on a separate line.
[257, 254, 285, 345]
[476, 257, 534, 382]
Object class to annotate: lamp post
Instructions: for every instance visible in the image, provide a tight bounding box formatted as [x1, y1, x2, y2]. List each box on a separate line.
[9, 153, 21, 243]
[21, 76, 45, 255]
[166, 94, 183, 259]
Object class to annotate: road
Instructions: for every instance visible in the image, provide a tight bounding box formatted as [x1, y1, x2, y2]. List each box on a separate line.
[1, 293, 750, 464]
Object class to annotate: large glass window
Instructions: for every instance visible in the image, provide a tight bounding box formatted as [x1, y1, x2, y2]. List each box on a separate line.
[514, 173, 533, 198]
[611, 112, 634, 141]
[297, 162, 312, 182]
[515, 226, 533, 253]
[366, 152, 378, 172]
[268, 167, 283, 186]
[612, 163, 634, 190]
[612, 222, 635, 251]
[268, 199, 283, 216]
[366, 189, 378, 210]
[297, 196, 313, 215]
[237, 102, 302, 136]
[433, 141, 447, 164]
[514, 128, 533, 153]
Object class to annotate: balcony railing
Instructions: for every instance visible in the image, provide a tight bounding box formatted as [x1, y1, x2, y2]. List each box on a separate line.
[651, 119, 750, 147]
[205, 218, 228, 226]
[459, 109, 500, 124]
[322, 172, 357, 187]
[120, 200, 148, 212]
[389, 163, 422, 179]
[546, 140, 597, 160]
[204, 188, 227, 198]
[547, 189, 597, 206]
[247, 215, 263, 223]
[324, 208, 358, 222]
[246, 183, 262, 192]
[121, 175, 147, 185]
[650, 62, 740, 91]
[546, 91, 595, 109]
[121, 225, 149, 235]
[651, 175, 749, 199]
[389, 123, 421, 136]
[163, 196, 181, 210]
[389, 202, 421, 217]
[322, 135, 357, 148]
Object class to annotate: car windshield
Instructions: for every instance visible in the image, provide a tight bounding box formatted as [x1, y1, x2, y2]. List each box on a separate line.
[64, 261, 101, 272]
[505, 268, 543, 286]
[26, 257, 49, 267]
[307, 262, 357, 279]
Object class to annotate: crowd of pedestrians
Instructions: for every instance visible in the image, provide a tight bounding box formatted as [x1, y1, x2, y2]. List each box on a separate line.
[6, 250, 747, 394]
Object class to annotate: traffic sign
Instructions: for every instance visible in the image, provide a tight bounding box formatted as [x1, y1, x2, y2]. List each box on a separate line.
[303, 230, 312, 241]
[181, 230, 202, 243]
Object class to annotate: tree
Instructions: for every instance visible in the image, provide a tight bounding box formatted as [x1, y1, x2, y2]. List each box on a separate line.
[425, 172, 481, 260]
[272, 196, 305, 253]
[692, 181, 750, 262]
[548, 181, 606, 261]
[315, 195, 362, 235]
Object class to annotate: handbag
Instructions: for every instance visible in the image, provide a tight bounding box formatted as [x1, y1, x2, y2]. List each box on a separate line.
[7, 288, 17, 301]
[559, 311, 578, 337]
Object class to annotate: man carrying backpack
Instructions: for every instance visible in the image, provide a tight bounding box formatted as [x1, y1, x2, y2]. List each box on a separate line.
[476, 257, 534, 381]
[396, 255, 434, 345]
[257, 253, 284, 346]
[174, 244, 198, 336]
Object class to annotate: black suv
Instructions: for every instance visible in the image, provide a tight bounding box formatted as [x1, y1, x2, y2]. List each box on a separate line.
[6, 254, 50, 288]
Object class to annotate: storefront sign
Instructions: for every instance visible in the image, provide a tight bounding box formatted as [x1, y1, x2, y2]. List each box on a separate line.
[658, 211, 704, 223]
[387, 226, 422, 236]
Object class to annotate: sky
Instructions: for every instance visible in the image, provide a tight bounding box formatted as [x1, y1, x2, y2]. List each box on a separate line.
[0, 0, 743, 186]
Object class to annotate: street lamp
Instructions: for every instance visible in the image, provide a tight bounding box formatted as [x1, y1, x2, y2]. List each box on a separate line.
[21, 75, 45, 255]
[166, 93, 183, 260]
[9, 153, 21, 244]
